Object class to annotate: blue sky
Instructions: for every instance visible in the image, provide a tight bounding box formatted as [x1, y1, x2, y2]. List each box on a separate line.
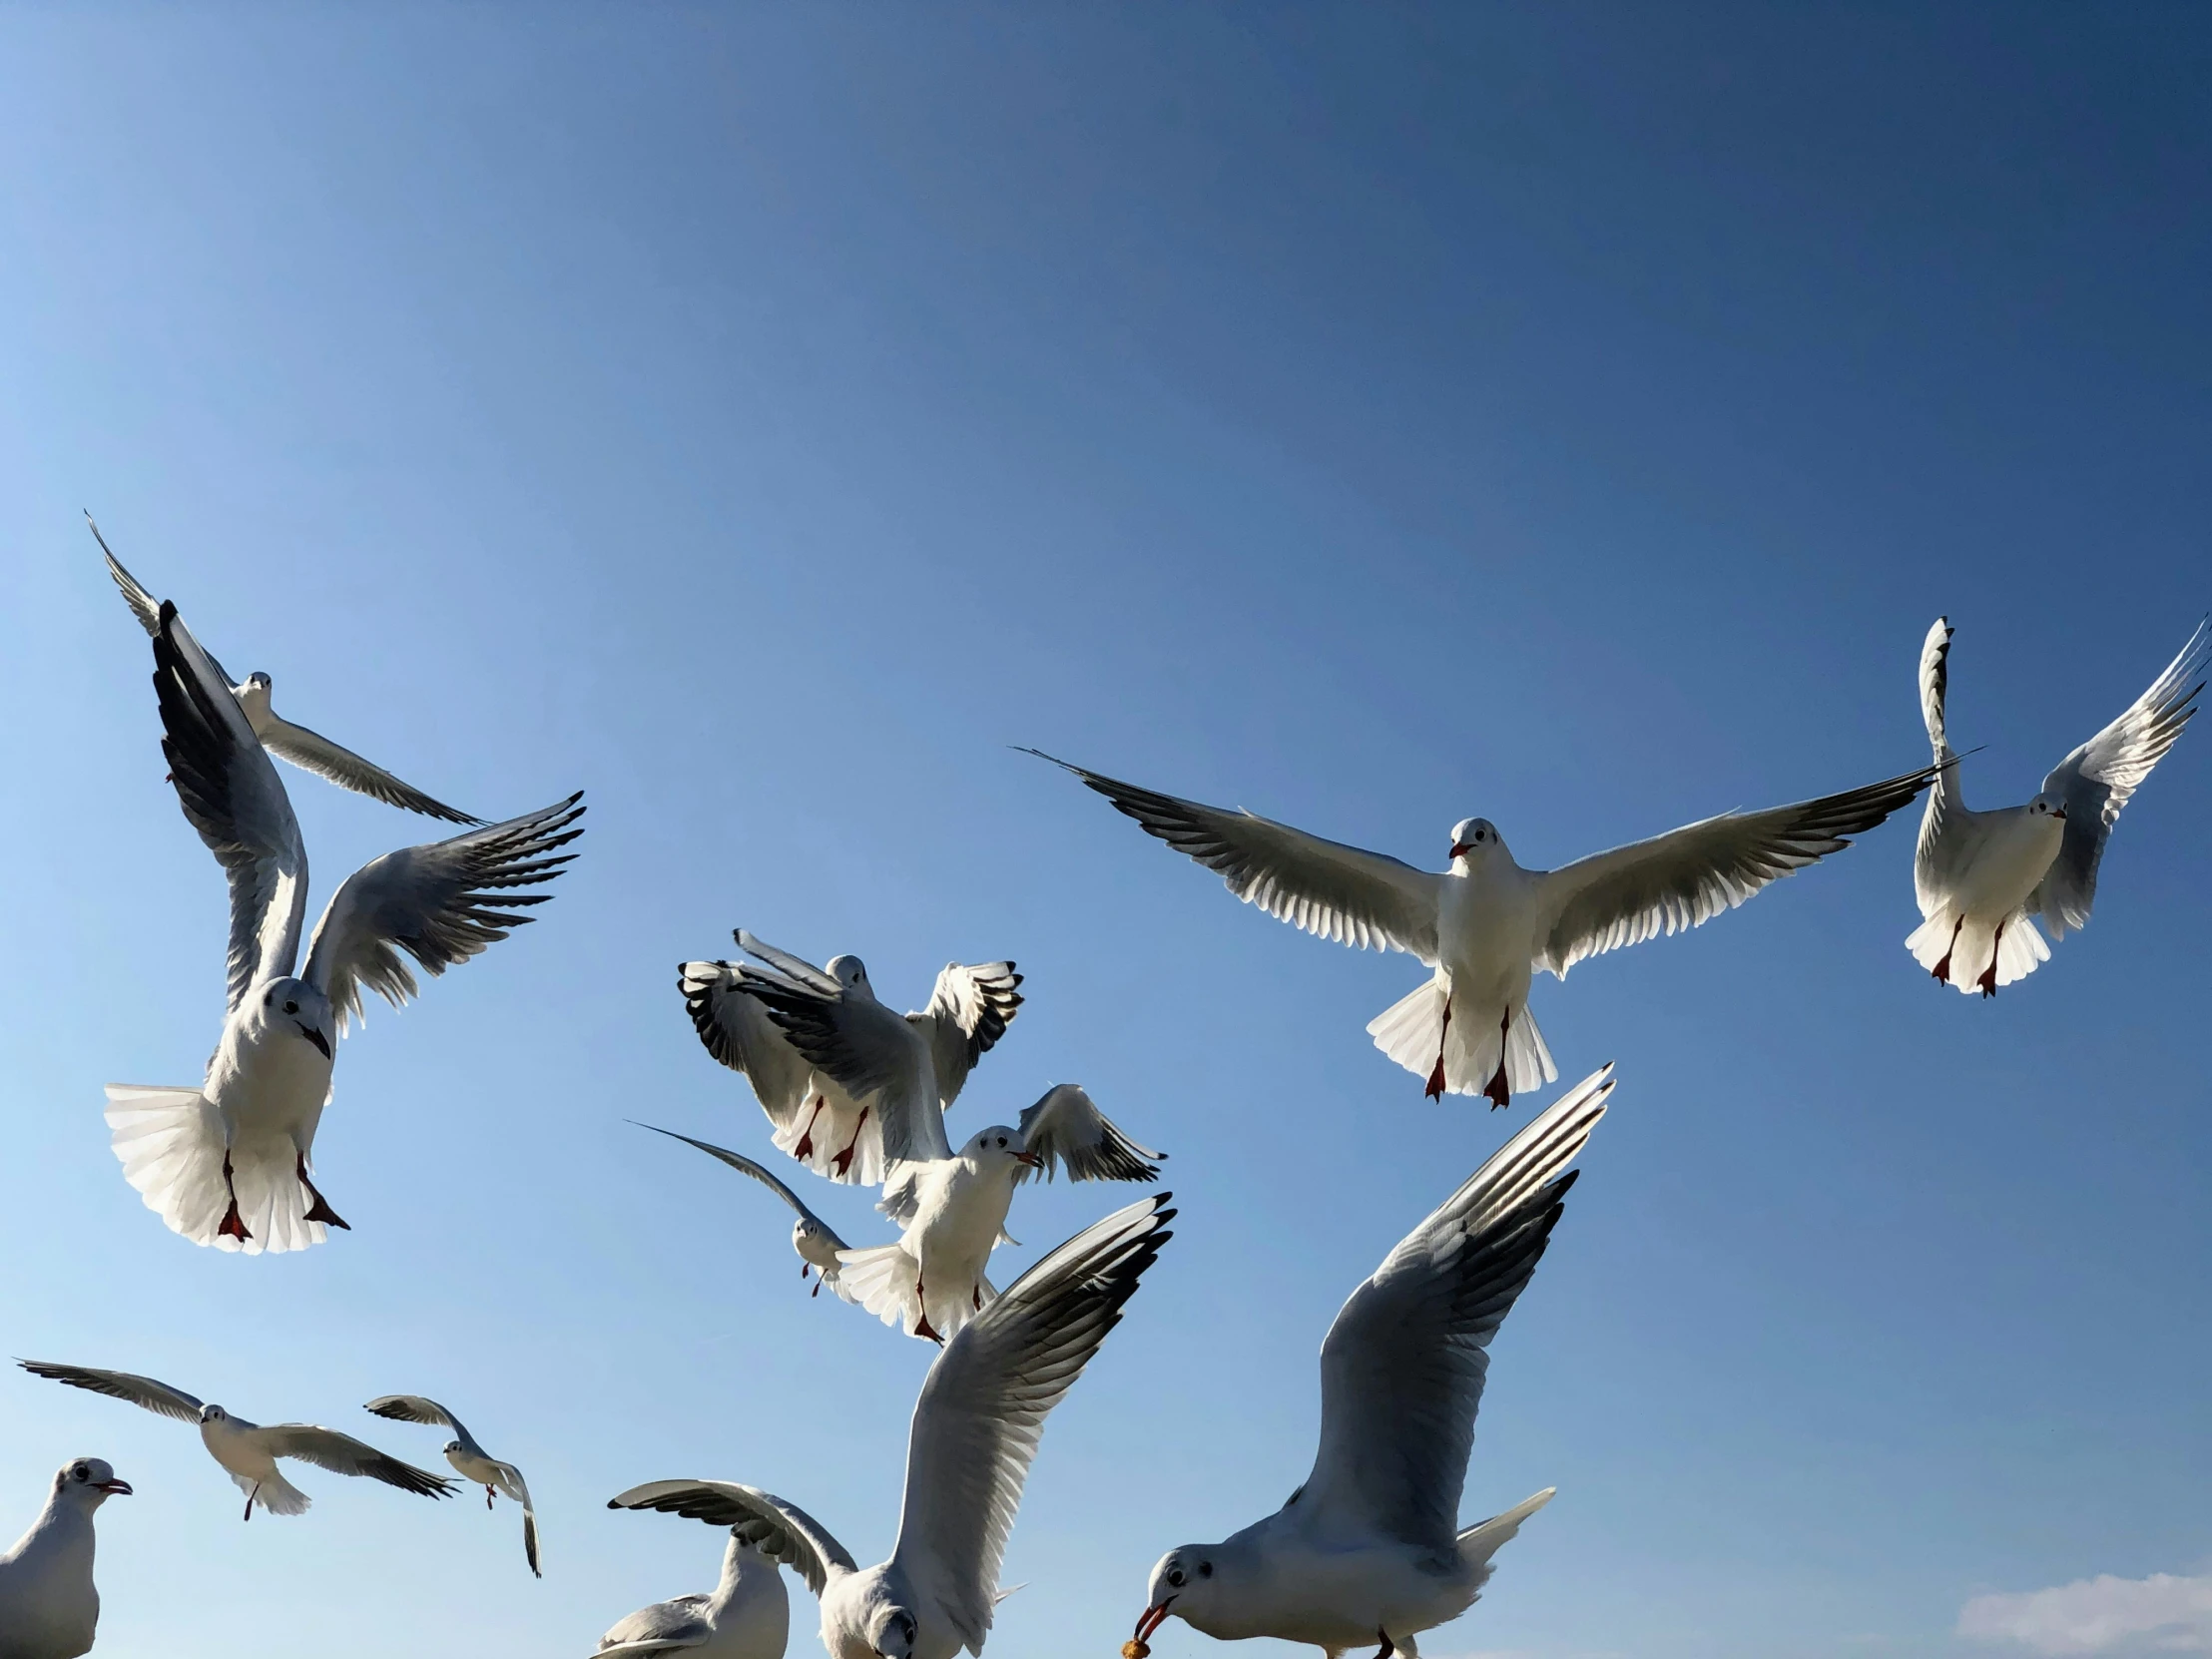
[2, 8, 2208, 1658]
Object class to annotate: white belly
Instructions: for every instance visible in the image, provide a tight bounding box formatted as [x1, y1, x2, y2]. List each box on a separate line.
[205, 1017, 333, 1150]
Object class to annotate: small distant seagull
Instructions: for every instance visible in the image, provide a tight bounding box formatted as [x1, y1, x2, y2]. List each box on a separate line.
[363, 1395, 539, 1577]
[594, 1525, 792, 1657]
[608, 1194, 1174, 1659]
[1025, 749, 1936, 1108]
[0, 1456, 133, 1659]
[19, 1363, 454, 1521]
[633, 1124, 856, 1302]
[1910, 615, 2209, 995]
[829, 1086, 1163, 1346]
[88, 511, 478, 824]
[105, 601, 583, 1253]
[1128, 1067, 1616, 1659]
[679, 933, 1022, 1185]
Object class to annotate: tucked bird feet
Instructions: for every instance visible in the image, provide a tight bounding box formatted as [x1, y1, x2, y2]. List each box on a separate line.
[218, 1156, 252, 1243]
[1933, 916, 1964, 985]
[485, 1486, 496, 1510]
[242, 1483, 259, 1522]
[830, 1106, 869, 1179]
[296, 1154, 350, 1230]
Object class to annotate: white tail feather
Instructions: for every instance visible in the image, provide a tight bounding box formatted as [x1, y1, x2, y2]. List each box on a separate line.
[1458, 1487, 1554, 1592]
[1367, 981, 1556, 1098]
[228, 1467, 311, 1516]
[103, 1086, 327, 1256]
[770, 1093, 885, 1186]
[1906, 907, 2050, 994]
[832, 1243, 990, 1341]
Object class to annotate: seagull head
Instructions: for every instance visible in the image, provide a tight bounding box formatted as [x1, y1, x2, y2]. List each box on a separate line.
[1135, 1546, 1218, 1648]
[866, 1604, 919, 1659]
[56, 1457, 132, 1507]
[256, 976, 334, 1059]
[827, 955, 874, 998]
[198, 1404, 228, 1425]
[1448, 817, 1504, 863]
[965, 1125, 1044, 1177]
[441, 1438, 463, 1457]
[2028, 791, 2069, 823]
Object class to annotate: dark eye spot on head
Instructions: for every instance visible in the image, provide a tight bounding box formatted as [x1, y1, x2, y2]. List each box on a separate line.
[263, 989, 274, 1006]
[1199, 1561, 1213, 1577]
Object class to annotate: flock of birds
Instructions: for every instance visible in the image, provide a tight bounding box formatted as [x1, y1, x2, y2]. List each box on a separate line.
[1, 517, 2204, 1659]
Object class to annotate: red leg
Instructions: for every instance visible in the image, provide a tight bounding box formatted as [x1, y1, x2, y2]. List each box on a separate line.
[830, 1106, 870, 1178]
[913, 1277, 943, 1345]
[1424, 996, 1453, 1099]
[243, 1483, 258, 1522]
[1933, 915, 1964, 984]
[218, 1156, 252, 1243]
[1373, 1632, 1395, 1659]
[1482, 1009, 1511, 1110]
[296, 1153, 350, 1231]
[486, 1485, 496, 1510]
[1977, 919, 2003, 998]
[793, 1096, 827, 1162]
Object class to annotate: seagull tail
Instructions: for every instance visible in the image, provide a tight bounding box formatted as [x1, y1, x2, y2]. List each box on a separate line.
[1457, 1486, 1554, 1587]
[834, 1241, 926, 1334]
[1366, 984, 1556, 1102]
[103, 1087, 328, 1256]
[1906, 906, 2050, 994]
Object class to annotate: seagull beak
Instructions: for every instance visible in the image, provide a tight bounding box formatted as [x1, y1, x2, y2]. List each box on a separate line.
[296, 1023, 331, 1059]
[1133, 1599, 1175, 1645]
[1448, 840, 1474, 859]
[1015, 1151, 1044, 1169]
[2053, 806, 2068, 821]
[99, 1479, 133, 1496]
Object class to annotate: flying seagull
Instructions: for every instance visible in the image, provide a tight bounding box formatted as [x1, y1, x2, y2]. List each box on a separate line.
[19, 1363, 454, 1521]
[608, 1193, 1174, 1659]
[1026, 749, 1936, 1108]
[1128, 1066, 1615, 1659]
[89, 512, 478, 824]
[1909, 615, 2209, 995]
[104, 601, 583, 1253]
[364, 1395, 540, 1576]
[679, 934, 1022, 1185]
[0, 1457, 133, 1659]
[633, 1124, 857, 1302]
[595, 1521, 793, 1657]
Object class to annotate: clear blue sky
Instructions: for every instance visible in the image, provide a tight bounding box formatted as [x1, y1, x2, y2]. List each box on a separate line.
[2, 9, 2207, 1659]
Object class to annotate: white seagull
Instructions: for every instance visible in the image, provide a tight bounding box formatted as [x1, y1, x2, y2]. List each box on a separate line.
[1909, 615, 2209, 995]
[1128, 1067, 1615, 1659]
[90, 512, 478, 824]
[634, 1124, 858, 1303]
[19, 1363, 455, 1521]
[608, 1194, 1174, 1659]
[0, 1457, 133, 1659]
[364, 1394, 540, 1576]
[105, 601, 583, 1253]
[679, 934, 1023, 1186]
[596, 1521, 793, 1657]
[1027, 750, 1936, 1108]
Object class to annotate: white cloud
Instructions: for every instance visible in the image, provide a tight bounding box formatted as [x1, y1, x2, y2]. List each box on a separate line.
[1959, 1571, 2212, 1655]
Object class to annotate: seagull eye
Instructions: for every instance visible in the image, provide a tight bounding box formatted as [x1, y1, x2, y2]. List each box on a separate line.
[996, 1136, 1007, 1147]
[70, 1463, 87, 1481]
[283, 1000, 298, 1014]
[1168, 1568, 1186, 1587]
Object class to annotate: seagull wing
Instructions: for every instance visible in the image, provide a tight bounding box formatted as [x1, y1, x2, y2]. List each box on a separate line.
[633, 1123, 849, 1251]
[608, 1480, 857, 1597]
[1533, 764, 1938, 978]
[152, 602, 309, 1009]
[258, 1424, 457, 1497]
[677, 960, 819, 1133]
[253, 712, 479, 825]
[18, 1361, 206, 1423]
[362, 1393, 470, 1441]
[1294, 1066, 1614, 1553]
[890, 1193, 1175, 1656]
[496, 1461, 541, 1577]
[1014, 1085, 1163, 1185]
[1027, 751, 1443, 960]
[1913, 618, 1973, 915]
[87, 513, 242, 688]
[908, 962, 1023, 1110]
[300, 793, 584, 1032]
[2033, 619, 2210, 938]
[738, 952, 949, 1167]
[597, 1596, 713, 1653]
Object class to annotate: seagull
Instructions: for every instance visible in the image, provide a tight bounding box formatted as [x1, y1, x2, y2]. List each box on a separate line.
[826, 1086, 1163, 1345]
[18, 1363, 455, 1521]
[679, 933, 1022, 1185]
[633, 1125, 857, 1302]
[595, 1523, 792, 1657]
[363, 1395, 540, 1576]
[1128, 1066, 1615, 1659]
[1025, 749, 1936, 1108]
[89, 512, 478, 824]
[608, 1193, 1174, 1659]
[1909, 615, 2209, 996]
[0, 1457, 132, 1659]
[104, 601, 583, 1253]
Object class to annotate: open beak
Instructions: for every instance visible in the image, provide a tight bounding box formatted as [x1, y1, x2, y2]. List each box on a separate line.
[2053, 806, 2068, 821]
[99, 1479, 133, 1496]
[1015, 1151, 1044, 1169]
[1133, 1599, 1175, 1644]
[1448, 840, 1474, 858]
[296, 1023, 331, 1059]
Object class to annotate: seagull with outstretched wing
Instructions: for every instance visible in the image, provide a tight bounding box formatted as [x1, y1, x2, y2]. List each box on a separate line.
[364, 1395, 540, 1576]
[634, 1124, 857, 1302]
[90, 512, 478, 824]
[1027, 748, 1937, 1108]
[20, 1362, 454, 1521]
[1908, 615, 2208, 995]
[607, 1194, 1173, 1659]
[1129, 1068, 1615, 1659]
[103, 600, 584, 1253]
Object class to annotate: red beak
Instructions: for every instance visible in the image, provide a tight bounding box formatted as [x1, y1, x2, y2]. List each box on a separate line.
[1448, 841, 1474, 859]
[1015, 1151, 1044, 1169]
[2053, 806, 2068, 821]
[1133, 1600, 1174, 1644]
